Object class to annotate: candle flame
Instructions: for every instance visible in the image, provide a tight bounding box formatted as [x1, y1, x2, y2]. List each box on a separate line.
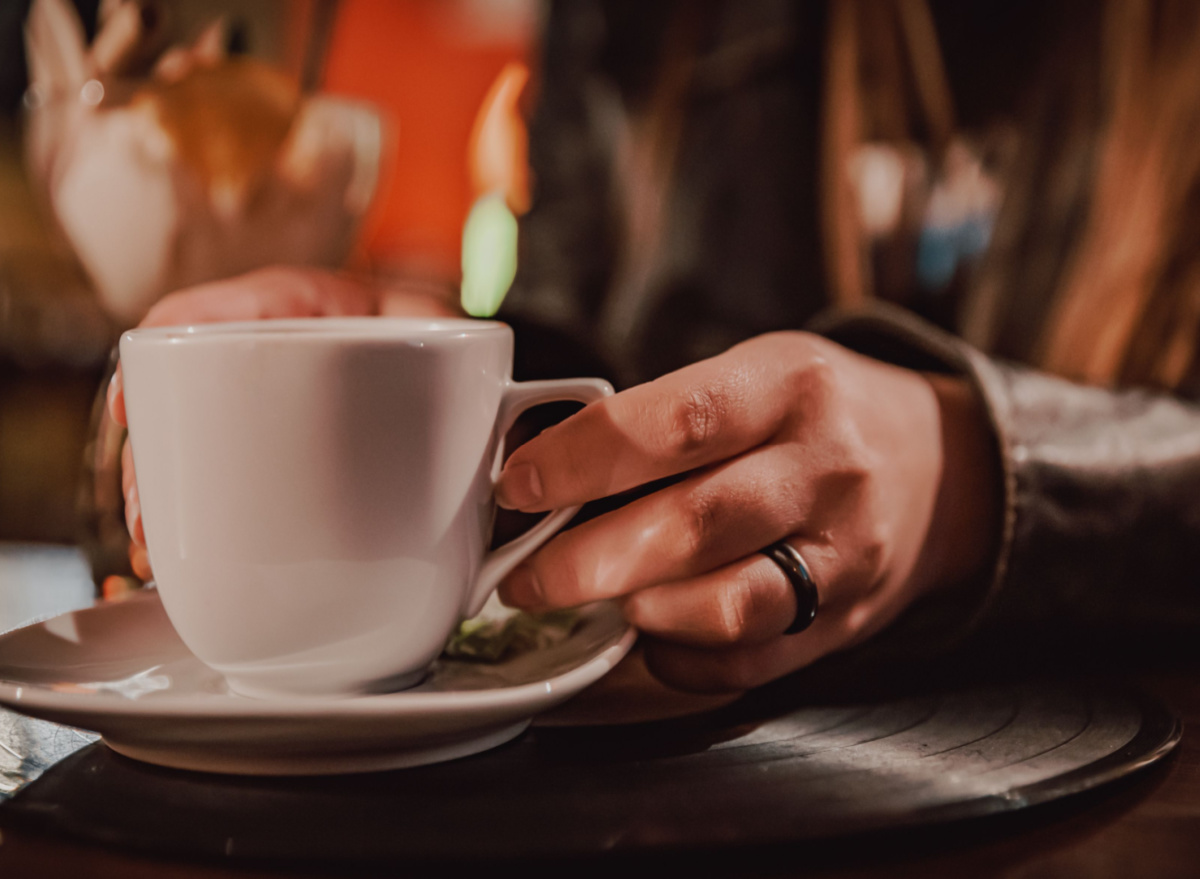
[468, 61, 530, 213]
[461, 61, 529, 317]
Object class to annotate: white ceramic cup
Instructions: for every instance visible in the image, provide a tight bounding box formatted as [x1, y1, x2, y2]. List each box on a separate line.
[119, 317, 613, 699]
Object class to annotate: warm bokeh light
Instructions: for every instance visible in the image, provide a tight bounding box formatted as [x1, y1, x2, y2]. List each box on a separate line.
[468, 61, 530, 214]
[461, 61, 528, 317]
[322, 0, 533, 280]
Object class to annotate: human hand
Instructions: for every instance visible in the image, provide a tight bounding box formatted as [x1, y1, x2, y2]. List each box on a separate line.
[107, 266, 458, 578]
[495, 332, 1000, 692]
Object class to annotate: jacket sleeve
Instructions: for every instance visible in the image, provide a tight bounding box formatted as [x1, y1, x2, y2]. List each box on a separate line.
[812, 304, 1200, 652]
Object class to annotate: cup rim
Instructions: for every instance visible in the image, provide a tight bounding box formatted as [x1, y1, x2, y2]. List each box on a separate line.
[121, 316, 510, 345]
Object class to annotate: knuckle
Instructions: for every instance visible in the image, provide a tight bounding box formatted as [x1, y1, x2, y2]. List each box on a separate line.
[678, 488, 724, 559]
[664, 386, 725, 457]
[786, 347, 839, 403]
[815, 422, 880, 493]
[846, 438, 879, 479]
[754, 330, 814, 368]
[807, 458, 873, 524]
[762, 471, 809, 527]
[832, 455, 876, 501]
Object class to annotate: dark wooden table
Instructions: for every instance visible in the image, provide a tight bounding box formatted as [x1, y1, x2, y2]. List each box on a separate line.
[0, 543, 1197, 878]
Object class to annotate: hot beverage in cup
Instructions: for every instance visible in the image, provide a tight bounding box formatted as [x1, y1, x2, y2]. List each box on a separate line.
[119, 318, 611, 698]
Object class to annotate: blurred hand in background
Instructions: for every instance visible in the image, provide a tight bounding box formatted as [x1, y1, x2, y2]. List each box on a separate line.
[24, 0, 384, 326]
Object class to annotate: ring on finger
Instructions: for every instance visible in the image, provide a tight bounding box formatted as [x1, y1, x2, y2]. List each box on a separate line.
[760, 541, 819, 635]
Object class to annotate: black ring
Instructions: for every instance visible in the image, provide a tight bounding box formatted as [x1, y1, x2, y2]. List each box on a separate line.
[761, 541, 819, 635]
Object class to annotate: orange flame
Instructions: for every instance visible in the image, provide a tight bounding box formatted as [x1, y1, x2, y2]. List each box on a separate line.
[467, 61, 530, 215]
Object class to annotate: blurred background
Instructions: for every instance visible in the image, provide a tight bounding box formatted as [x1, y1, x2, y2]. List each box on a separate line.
[7, 0, 1189, 599]
[0, 0, 533, 572]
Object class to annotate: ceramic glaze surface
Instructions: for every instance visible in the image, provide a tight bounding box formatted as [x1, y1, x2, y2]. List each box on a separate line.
[0, 592, 636, 774]
[120, 319, 611, 698]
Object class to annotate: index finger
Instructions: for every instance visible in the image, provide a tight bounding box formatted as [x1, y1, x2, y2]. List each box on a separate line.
[496, 333, 821, 511]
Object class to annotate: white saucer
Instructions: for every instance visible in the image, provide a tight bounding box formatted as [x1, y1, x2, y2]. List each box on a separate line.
[0, 591, 635, 776]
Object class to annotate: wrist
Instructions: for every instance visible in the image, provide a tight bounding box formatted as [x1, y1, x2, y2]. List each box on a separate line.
[913, 373, 1003, 596]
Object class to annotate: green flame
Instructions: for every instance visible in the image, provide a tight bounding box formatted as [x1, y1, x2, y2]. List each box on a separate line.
[461, 192, 518, 318]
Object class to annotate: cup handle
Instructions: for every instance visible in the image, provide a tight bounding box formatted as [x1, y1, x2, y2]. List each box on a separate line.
[464, 376, 614, 618]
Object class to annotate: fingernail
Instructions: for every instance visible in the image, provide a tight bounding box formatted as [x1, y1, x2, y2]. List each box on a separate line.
[125, 487, 144, 544]
[496, 463, 542, 510]
[130, 544, 153, 581]
[498, 564, 544, 609]
[106, 374, 120, 412]
[108, 368, 126, 426]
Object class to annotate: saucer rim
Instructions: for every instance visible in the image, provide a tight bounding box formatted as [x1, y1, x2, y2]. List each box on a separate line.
[0, 592, 637, 720]
[122, 316, 510, 344]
